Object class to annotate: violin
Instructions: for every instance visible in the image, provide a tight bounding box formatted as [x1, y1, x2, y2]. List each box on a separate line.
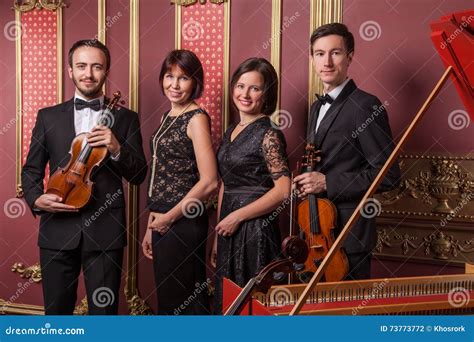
[46, 91, 122, 209]
[224, 236, 308, 315]
[290, 144, 349, 282]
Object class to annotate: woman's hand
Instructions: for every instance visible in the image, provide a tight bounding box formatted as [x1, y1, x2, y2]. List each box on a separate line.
[148, 212, 173, 235]
[210, 235, 217, 268]
[141, 228, 153, 260]
[215, 212, 242, 237]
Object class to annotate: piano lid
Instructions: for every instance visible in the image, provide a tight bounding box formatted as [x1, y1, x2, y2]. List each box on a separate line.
[431, 10, 474, 120]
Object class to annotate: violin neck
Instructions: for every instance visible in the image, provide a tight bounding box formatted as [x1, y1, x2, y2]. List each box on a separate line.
[225, 277, 257, 315]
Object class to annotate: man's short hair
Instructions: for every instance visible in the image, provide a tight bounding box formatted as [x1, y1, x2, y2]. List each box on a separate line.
[310, 23, 355, 55]
[68, 39, 111, 71]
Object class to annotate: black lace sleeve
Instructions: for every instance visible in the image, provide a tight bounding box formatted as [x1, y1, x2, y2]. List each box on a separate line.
[261, 128, 290, 180]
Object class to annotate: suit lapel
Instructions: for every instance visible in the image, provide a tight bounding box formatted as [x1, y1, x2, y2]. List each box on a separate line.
[61, 97, 76, 138]
[307, 101, 322, 144]
[314, 80, 357, 148]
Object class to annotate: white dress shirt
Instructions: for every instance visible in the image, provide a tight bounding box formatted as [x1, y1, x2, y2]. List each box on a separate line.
[73, 93, 104, 135]
[315, 78, 351, 133]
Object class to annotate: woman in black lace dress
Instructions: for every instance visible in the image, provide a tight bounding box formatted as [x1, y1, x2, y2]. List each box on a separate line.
[141, 50, 218, 315]
[212, 58, 291, 314]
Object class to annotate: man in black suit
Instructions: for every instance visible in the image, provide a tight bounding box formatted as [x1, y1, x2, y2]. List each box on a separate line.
[294, 23, 400, 280]
[21, 40, 147, 314]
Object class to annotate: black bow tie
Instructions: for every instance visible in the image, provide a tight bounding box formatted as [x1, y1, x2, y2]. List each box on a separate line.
[74, 98, 101, 111]
[316, 93, 334, 105]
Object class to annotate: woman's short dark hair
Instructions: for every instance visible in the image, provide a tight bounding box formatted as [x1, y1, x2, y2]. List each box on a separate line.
[159, 49, 204, 101]
[310, 23, 355, 55]
[230, 57, 278, 116]
[68, 39, 111, 71]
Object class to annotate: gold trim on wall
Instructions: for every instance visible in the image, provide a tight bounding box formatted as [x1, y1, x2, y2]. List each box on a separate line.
[0, 299, 44, 315]
[222, 0, 230, 131]
[98, 0, 106, 94]
[97, 0, 106, 44]
[15, 10, 22, 197]
[175, 3, 182, 49]
[126, 0, 152, 315]
[308, 0, 342, 109]
[270, 0, 281, 117]
[12, 0, 66, 12]
[57, 8, 63, 103]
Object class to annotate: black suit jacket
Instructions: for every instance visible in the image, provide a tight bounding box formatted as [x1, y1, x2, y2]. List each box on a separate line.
[21, 98, 147, 251]
[308, 80, 400, 253]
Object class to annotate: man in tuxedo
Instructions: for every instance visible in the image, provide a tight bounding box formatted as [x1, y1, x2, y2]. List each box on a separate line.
[294, 23, 400, 280]
[21, 40, 147, 314]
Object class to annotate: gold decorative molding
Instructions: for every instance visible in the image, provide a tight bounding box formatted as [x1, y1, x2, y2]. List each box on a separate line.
[12, 0, 66, 12]
[15, 9, 22, 197]
[11, 262, 42, 283]
[222, 0, 230, 132]
[127, 294, 153, 315]
[0, 299, 44, 315]
[375, 228, 474, 263]
[270, 0, 281, 119]
[97, 0, 106, 44]
[171, 0, 227, 6]
[73, 297, 88, 315]
[57, 7, 63, 103]
[308, 0, 342, 109]
[377, 155, 474, 218]
[175, 2, 181, 49]
[126, 0, 151, 315]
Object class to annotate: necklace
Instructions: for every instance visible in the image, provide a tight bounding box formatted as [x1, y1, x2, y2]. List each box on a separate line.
[238, 114, 266, 127]
[148, 102, 194, 197]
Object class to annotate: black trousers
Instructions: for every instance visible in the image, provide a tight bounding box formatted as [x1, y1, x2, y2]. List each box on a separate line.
[345, 252, 372, 280]
[39, 241, 123, 315]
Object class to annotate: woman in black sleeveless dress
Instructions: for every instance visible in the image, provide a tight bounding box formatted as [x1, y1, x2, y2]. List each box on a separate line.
[212, 58, 291, 314]
[142, 50, 218, 315]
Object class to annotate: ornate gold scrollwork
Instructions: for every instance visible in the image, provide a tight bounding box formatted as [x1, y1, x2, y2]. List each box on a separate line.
[171, 0, 226, 6]
[380, 157, 473, 215]
[73, 297, 88, 315]
[11, 262, 41, 283]
[375, 229, 392, 253]
[127, 294, 153, 315]
[12, 0, 66, 12]
[394, 233, 418, 255]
